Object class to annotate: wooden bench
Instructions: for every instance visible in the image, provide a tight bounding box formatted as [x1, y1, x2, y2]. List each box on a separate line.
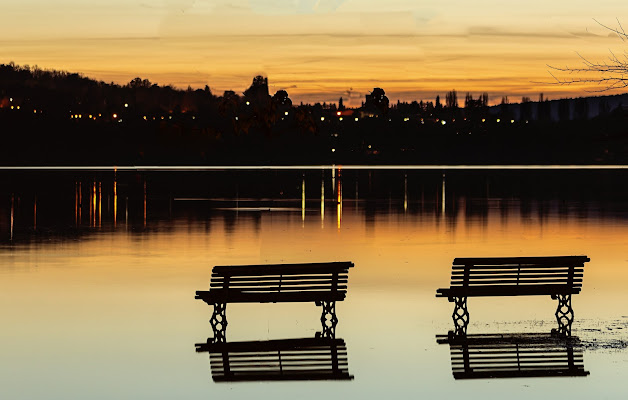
[195, 337, 353, 382]
[436, 332, 589, 379]
[436, 256, 590, 335]
[196, 261, 354, 341]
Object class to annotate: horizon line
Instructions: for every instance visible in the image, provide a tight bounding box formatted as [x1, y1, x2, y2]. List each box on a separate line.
[1, 165, 627, 171]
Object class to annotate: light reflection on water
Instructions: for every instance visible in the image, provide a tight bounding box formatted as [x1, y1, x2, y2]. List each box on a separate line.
[1, 169, 628, 399]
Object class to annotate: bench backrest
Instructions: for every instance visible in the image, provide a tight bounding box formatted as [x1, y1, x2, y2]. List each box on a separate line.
[437, 333, 589, 379]
[448, 256, 589, 294]
[209, 261, 353, 303]
[196, 337, 353, 381]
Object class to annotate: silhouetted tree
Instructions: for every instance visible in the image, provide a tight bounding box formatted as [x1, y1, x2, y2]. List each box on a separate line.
[445, 90, 458, 108]
[365, 87, 389, 115]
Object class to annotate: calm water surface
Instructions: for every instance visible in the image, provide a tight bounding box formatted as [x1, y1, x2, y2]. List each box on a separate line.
[1, 168, 627, 399]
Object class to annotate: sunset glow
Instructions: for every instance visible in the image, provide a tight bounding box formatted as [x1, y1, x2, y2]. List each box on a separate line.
[2, 1, 627, 105]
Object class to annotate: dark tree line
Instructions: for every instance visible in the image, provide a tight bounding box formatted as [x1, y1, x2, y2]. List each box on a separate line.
[1, 63, 627, 165]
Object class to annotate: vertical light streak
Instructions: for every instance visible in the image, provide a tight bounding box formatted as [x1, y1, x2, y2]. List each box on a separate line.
[92, 181, 97, 227]
[143, 180, 147, 228]
[336, 168, 342, 230]
[75, 182, 78, 226]
[113, 179, 117, 227]
[98, 182, 102, 228]
[441, 173, 446, 218]
[78, 181, 82, 226]
[320, 173, 325, 224]
[10, 194, 14, 241]
[404, 174, 408, 213]
[33, 195, 37, 230]
[301, 175, 306, 224]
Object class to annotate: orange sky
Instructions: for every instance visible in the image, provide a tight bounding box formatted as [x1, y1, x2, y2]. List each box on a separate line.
[2, 1, 628, 105]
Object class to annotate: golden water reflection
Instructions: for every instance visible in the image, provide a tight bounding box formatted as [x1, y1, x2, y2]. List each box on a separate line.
[1, 169, 628, 397]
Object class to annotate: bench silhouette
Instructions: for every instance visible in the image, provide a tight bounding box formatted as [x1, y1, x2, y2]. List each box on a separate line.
[196, 261, 354, 341]
[436, 332, 589, 379]
[195, 337, 353, 382]
[436, 256, 590, 335]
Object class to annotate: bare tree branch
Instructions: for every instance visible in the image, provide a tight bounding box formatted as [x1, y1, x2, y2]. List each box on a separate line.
[547, 19, 628, 91]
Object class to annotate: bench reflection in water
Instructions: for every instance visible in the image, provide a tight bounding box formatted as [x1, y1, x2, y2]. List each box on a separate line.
[195, 337, 354, 382]
[436, 332, 589, 379]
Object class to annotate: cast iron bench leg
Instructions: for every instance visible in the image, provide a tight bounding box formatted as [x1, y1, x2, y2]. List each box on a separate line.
[318, 301, 338, 338]
[210, 302, 228, 343]
[452, 296, 469, 336]
[554, 294, 573, 336]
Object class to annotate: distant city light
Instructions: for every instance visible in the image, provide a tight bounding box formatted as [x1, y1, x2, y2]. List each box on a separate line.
[33, 109, 37, 113]
[354, 117, 358, 121]
[192, 116, 195, 120]
[89, 114, 92, 119]
[339, 117, 343, 121]
[368, 145, 372, 149]
[337, 111, 341, 116]
[235, 116, 238, 120]
[496, 118, 501, 123]
[404, 118, 410, 122]
[112, 113, 118, 118]
[16, 106, 20, 110]
[169, 116, 172, 120]
[331, 148, 336, 152]
[9, 98, 13, 102]
[511, 119, 515, 123]
[10, 106, 14, 110]
[321, 117, 325, 121]
[285, 111, 289, 116]
[124, 103, 128, 108]
[143, 116, 147, 120]
[246, 101, 250, 106]
[441, 120, 446, 125]
[482, 118, 486, 122]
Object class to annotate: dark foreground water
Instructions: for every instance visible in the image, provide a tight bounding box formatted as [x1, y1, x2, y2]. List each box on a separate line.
[1, 168, 628, 399]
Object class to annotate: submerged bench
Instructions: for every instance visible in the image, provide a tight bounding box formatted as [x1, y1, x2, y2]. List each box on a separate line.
[436, 332, 589, 379]
[196, 261, 354, 341]
[436, 256, 590, 335]
[195, 337, 353, 382]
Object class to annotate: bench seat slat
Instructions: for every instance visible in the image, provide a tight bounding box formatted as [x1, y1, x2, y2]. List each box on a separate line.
[212, 262, 352, 275]
[451, 265, 584, 271]
[210, 279, 348, 288]
[205, 285, 348, 292]
[196, 290, 347, 303]
[437, 284, 581, 297]
[451, 269, 582, 275]
[211, 274, 348, 281]
[450, 279, 582, 285]
[451, 274, 584, 282]
[453, 256, 589, 265]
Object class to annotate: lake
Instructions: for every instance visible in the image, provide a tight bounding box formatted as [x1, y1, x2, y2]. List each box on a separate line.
[1, 167, 627, 399]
